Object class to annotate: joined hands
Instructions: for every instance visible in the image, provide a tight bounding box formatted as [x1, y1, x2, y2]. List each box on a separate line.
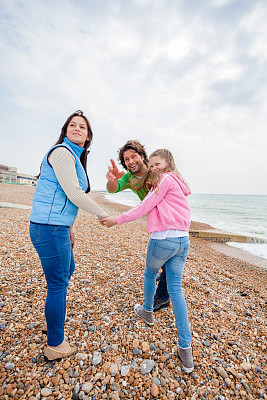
[99, 216, 117, 227]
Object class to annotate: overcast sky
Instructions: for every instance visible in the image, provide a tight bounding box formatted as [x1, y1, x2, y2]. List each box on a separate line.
[0, 0, 266, 194]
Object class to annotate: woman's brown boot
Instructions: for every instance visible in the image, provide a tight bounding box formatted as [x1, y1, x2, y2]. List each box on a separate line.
[44, 340, 76, 361]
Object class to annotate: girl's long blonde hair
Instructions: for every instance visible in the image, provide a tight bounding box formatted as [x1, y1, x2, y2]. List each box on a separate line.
[144, 149, 186, 191]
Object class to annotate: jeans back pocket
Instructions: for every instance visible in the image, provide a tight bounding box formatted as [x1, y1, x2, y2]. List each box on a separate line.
[152, 242, 175, 260]
[29, 223, 42, 245]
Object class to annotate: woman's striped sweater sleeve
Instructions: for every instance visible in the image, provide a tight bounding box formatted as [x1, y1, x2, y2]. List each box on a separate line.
[48, 147, 108, 219]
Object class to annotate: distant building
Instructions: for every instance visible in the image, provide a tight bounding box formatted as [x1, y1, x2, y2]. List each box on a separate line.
[17, 173, 37, 186]
[0, 164, 17, 184]
[0, 164, 37, 185]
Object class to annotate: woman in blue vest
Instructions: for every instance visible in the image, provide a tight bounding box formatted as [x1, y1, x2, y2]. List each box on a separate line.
[30, 110, 108, 361]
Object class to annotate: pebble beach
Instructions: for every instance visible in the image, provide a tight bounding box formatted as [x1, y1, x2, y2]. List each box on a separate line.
[0, 183, 266, 400]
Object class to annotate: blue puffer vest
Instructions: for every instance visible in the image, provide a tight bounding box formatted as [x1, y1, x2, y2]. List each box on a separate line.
[30, 137, 88, 226]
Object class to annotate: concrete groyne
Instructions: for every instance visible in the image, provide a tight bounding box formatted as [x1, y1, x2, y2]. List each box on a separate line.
[189, 229, 266, 244]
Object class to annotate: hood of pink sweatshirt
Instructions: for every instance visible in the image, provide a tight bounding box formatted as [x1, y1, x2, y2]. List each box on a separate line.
[169, 172, 191, 197]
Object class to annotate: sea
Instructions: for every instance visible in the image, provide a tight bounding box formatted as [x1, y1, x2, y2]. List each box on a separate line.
[104, 191, 267, 263]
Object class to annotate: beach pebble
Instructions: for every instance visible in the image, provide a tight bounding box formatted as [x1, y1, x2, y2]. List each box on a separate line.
[211, 378, 220, 387]
[141, 359, 155, 374]
[82, 382, 93, 394]
[133, 347, 141, 356]
[150, 343, 155, 351]
[121, 365, 130, 376]
[94, 372, 103, 381]
[151, 377, 160, 386]
[76, 353, 88, 361]
[142, 341, 150, 353]
[241, 379, 252, 393]
[151, 383, 159, 397]
[5, 362, 15, 370]
[225, 378, 232, 387]
[110, 382, 120, 391]
[41, 388, 52, 397]
[255, 366, 263, 374]
[92, 351, 102, 365]
[216, 367, 228, 379]
[240, 362, 251, 371]
[110, 363, 119, 376]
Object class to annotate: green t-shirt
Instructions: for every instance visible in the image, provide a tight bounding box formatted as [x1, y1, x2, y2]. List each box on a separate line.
[107, 171, 148, 201]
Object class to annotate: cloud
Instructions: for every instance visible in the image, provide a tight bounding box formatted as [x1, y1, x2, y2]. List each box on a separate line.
[0, 0, 266, 194]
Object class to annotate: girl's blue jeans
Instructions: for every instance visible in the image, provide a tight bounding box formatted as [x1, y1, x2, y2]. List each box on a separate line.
[143, 236, 191, 348]
[29, 222, 75, 346]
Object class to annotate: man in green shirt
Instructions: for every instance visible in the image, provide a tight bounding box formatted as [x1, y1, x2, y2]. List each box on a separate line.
[106, 140, 170, 312]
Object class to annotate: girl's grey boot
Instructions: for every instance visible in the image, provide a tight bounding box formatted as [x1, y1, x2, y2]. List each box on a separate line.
[134, 304, 154, 326]
[177, 345, 194, 373]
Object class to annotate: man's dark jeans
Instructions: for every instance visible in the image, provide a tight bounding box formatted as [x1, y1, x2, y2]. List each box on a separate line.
[155, 263, 169, 300]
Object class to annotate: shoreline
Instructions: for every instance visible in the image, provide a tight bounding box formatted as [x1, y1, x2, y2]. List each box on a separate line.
[210, 242, 267, 270]
[91, 191, 267, 271]
[0, 183, 266, 270]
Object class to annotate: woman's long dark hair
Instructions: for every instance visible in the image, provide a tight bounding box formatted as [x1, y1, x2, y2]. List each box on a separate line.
[55, 110, 93, 193]
[38, 110, 93, 193]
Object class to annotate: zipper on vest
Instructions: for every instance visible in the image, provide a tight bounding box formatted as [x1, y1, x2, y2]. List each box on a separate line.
[61, 196, 67, 214]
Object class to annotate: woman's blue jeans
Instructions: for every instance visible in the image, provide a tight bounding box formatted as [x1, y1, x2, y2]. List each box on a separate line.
[143, 237, 191, 348]
[29, 222, 75, 346]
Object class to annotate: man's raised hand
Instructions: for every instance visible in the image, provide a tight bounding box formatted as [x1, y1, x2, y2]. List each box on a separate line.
[106, 159, 124, 182]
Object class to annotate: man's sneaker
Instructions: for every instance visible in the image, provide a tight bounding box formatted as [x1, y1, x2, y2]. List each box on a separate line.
[177, 345, 194, 373]
[134, 304, 154, 326]
[153, 296, 170, 312]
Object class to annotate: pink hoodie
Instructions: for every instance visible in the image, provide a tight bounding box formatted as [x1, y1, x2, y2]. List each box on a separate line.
[116, 173, 191, 233]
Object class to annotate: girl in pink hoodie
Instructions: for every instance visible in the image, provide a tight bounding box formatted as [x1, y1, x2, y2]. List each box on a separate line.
[100, 149, 193, 373]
